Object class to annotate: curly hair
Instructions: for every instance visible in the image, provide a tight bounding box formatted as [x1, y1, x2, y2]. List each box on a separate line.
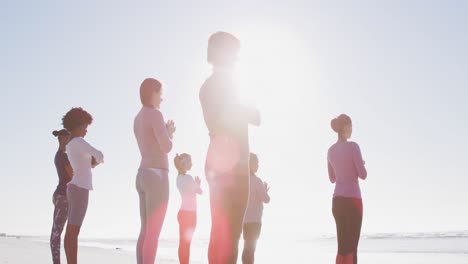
[62, 107, 93, 132]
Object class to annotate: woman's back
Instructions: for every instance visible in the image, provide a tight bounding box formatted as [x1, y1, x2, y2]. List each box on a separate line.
[327, 141, 367, 198]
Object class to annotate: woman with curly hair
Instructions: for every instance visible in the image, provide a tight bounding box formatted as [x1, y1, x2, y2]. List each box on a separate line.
[50, 129, 72, 264]
[62, 107, 104, 264]
[327, 114, 367, 264]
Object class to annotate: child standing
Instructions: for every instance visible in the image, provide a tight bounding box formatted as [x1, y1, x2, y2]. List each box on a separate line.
[174, 153, 202, 264]
[242, 153, 270, 264]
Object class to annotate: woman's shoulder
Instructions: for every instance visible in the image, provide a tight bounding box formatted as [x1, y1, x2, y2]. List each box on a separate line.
[67, 137, 83, 147]
[328, 142, 339, 153]
[142, 108, 164, 123]
[141, 107, 162, 117]
[347, 141, 361, 149]
[200, 75, 219, 98]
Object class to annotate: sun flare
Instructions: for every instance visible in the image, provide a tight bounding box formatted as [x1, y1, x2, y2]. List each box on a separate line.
[234, 27, 310, 113]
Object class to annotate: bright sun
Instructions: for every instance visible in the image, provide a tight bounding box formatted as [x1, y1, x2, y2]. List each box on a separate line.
[234, 27, 310, 114]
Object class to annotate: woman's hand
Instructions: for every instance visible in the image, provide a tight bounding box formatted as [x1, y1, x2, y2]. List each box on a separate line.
[264, 182, 270, 192]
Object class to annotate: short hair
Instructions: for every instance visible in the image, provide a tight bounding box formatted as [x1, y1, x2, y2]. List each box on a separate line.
[62, 107, 93, 132]
[140, 78, 162, 105]
[331, 114, 352, 134]
[207, 31, 240, 65]
[250, 153, 258, 164]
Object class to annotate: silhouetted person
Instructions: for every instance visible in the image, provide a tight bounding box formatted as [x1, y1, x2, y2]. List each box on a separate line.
[242, 153, 270, 264]
[50, 129, 72, 264]
[63, 107, 104, 264]
[200, 31, 261, 264]
[327, 114, 367, 264]
[134, 78, 176, 264]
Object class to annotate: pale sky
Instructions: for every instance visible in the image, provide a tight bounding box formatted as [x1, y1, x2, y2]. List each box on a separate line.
[1, 0, 467, 240]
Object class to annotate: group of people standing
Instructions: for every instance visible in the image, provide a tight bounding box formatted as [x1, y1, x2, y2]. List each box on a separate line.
[49, 31, 367, 264]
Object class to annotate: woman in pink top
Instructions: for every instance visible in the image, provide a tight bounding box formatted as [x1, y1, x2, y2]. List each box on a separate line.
[327, 114, 367, 264]
[134, 78, 176, 264]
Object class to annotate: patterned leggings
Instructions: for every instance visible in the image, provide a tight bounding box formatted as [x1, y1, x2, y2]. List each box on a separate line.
[50, 193, 68, 264]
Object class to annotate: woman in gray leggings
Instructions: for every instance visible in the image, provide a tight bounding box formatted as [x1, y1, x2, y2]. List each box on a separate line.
[62, 107, 104, 264]
[50, 129, 72, 264]
[134, 78, 175, 264]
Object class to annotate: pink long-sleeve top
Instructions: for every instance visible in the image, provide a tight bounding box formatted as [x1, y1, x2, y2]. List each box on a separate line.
[134, 106, 173, 170]
[327, 141, 367, 198]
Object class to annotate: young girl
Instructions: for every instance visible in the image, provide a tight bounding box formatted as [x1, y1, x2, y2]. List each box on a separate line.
[242, 153, 270, 264]
[50, 129, 72, 264]
[174, 153, 202, 264]
[62, 107, 104, 264]
[327, 114, 367, 264]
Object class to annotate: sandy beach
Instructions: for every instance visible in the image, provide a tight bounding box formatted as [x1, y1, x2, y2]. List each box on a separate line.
[0, 236, 135, 264]
[2, 235, 468, 264]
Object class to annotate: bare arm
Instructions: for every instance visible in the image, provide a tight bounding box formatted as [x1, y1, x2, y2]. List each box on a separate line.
[64, 163, 73, 181]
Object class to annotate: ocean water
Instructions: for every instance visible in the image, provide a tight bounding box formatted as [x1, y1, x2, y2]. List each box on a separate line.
[31, 231, 468, 263]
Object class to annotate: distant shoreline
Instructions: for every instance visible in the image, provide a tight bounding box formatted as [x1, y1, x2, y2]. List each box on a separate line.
[5, 230, 468, 241]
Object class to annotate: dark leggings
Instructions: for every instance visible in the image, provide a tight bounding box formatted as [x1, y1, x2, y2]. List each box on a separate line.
[178, 210, 197, 264]
[242, 223, 262, 264]
[50, 193, 68, 264]
[332, 197, 363, 264]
